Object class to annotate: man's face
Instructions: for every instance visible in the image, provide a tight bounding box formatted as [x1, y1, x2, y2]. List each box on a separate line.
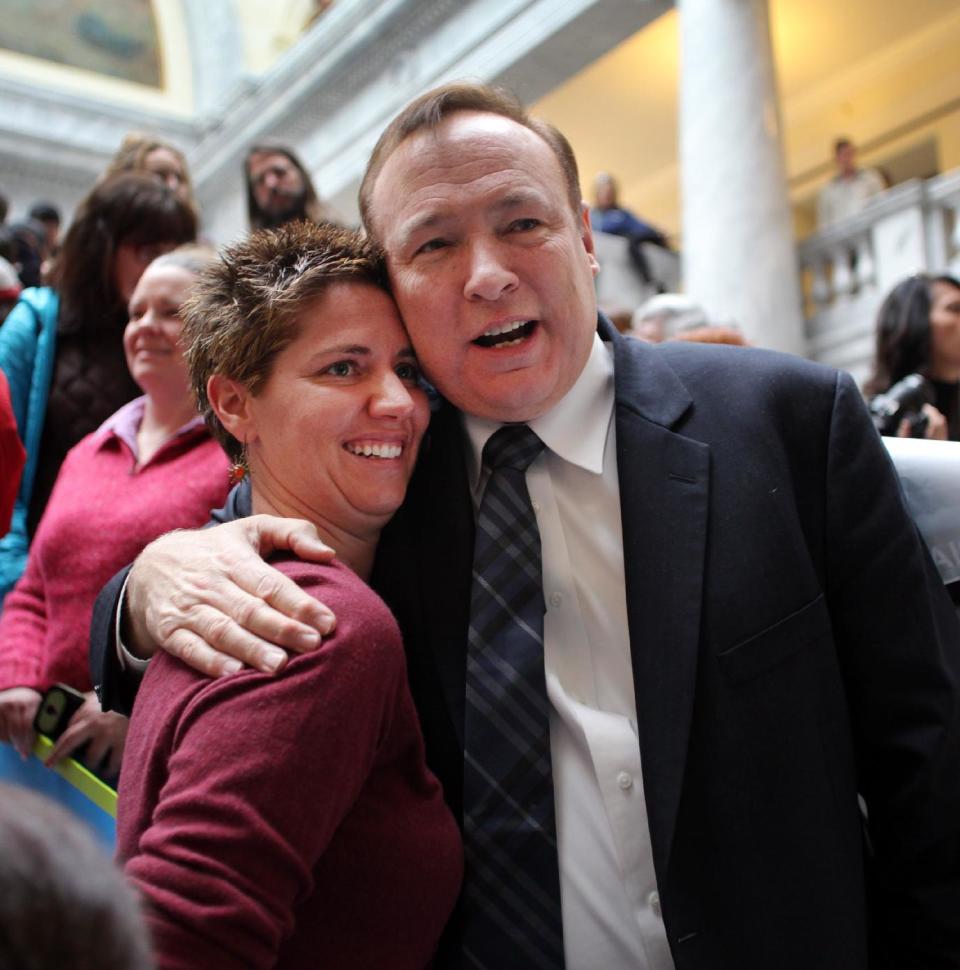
[835, 143, 856, 176]
[368, 111, 599, 423]
[248, 151, 308, 226]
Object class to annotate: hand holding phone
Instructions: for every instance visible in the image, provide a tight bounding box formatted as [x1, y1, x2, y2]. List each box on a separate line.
[33, 683, 86, 740]
[35, 685, 127, 784]
[0, 686, 43, 759]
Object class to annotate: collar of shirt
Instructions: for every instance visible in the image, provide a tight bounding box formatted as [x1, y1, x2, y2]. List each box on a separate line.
[462, 332, 615, 501]
[91, 395, 206, 462]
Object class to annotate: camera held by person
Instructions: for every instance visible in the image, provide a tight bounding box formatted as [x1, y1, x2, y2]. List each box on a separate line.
[865, 274, 960, 441]
[869, 373, 935, 438]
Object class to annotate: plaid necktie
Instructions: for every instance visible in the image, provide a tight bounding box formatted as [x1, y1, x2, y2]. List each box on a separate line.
[462, 424, 564, 969]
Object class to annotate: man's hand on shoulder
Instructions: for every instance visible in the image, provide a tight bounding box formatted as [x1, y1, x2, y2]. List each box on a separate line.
[125, 516, 337, 678]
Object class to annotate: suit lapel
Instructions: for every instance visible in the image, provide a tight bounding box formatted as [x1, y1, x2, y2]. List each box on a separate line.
[413, 401, 474, 747]
[610, 325, 710, 880]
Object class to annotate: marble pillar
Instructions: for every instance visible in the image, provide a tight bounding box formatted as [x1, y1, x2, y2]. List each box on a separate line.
[679, 0, 805, 355]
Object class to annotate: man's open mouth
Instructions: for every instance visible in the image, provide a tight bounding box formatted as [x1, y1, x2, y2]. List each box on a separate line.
[473, 320, 537, 348]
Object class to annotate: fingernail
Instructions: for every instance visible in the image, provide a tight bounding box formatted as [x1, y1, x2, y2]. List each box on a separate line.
[297, 627, 323, 648]
[221, 659, 243, 675]
[315, 612, 335, 636]
[263, 650, 286, 673]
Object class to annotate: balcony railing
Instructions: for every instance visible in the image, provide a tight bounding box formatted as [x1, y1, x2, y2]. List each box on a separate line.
[798, 169, 960, 383]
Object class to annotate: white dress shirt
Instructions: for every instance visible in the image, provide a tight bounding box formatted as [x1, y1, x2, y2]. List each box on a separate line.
[816, 167, 885, 227]
[464, 334, 674, 970]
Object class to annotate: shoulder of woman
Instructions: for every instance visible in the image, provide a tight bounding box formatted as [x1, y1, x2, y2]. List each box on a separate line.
[269, 554, 405, 669]
[0, 289, 57, 359]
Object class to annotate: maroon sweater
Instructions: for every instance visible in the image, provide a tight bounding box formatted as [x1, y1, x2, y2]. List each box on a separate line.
[0, 419, 229, 692]
[118, 557, 463, 969]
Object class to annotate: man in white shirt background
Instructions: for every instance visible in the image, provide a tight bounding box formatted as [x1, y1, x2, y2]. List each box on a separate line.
[816, 136, 887, 228]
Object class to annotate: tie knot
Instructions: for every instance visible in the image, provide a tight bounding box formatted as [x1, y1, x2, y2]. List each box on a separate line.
[483, 424, 545, 472]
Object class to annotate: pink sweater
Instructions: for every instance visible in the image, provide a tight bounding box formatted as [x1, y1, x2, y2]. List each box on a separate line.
[0, 417, 229, 692]
[118, 556, 463, 969]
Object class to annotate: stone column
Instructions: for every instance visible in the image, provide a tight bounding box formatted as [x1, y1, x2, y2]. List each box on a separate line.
[678, 0, 805, 355]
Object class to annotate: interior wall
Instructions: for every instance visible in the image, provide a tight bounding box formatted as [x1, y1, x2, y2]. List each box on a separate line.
[533, 11, 679, 237]
[531, 1, 960, 244]
[787, 7, 960, 230]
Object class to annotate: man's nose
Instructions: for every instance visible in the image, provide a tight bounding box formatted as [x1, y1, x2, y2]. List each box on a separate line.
[463, 242, 519, 302]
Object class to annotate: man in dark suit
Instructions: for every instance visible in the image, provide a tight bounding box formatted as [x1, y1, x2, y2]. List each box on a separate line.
[93, 84, 960, 968]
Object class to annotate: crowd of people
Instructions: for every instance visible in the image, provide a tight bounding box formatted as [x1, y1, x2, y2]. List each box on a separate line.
[0, 84, 958, 970]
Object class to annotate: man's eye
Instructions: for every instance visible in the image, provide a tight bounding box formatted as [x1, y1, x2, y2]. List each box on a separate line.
[395, 362, 421, 383]
[509, 218, 540, 232]
[415, 238, 448, 256]
[325, 361, 356, 377]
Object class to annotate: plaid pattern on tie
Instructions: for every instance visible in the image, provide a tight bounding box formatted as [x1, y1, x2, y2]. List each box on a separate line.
[462, 424, 564, 969]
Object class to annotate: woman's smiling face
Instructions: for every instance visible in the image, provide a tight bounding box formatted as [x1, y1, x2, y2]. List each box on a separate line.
[239, 282, 430, 531]
[123, 262, 195, 396]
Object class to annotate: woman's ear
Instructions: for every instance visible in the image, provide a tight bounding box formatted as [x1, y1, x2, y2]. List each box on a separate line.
[207, 374, 258, 444]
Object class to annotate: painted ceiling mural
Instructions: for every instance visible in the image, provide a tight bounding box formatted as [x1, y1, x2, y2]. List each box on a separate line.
[0, 0, 161, 87]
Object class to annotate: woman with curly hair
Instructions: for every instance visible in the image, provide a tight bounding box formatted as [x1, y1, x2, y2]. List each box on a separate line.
[102, 132, 197, 213]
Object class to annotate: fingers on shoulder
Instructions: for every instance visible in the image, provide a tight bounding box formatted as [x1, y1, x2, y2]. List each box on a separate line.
[249, 514, 334, 560]
[166, 628, 253, 677]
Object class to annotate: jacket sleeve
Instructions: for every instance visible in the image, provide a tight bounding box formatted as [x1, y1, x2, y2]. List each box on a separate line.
[0, 372, 25, 534]
[825, 370, 960, 966]
[89, 565, 137, 714]
[0, 296, 40, 439]
[91, 480, 239, 717]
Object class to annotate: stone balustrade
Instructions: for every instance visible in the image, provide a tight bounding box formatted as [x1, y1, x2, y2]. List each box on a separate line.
[797, 170, 960, 383]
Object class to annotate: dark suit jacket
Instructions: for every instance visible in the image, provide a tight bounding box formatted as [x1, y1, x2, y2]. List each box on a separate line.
[93, 319, 960, 969]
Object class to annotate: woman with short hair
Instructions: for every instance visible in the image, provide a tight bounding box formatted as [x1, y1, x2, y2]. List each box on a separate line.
[118, 221, 462, 969]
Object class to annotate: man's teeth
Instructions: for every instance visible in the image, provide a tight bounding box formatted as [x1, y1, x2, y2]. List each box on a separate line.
[483, 320, 529, 338]
[475, 320, 535, 348]
[346, 443, 403, 459]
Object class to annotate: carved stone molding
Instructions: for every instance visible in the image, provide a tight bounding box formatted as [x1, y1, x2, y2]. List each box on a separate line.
[195, 0, 666, 229]
[0, 0, 667, 234]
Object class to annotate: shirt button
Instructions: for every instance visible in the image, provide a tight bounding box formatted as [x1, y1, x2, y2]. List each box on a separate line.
[532, 501, 541, 512]
[617, 771, 633, 790]
[549, 591, 563, 607]
[648, 890, 661, 917]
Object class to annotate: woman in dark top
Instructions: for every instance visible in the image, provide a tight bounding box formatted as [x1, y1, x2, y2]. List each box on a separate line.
[866, 273, 960, 440]
[0, 174, 196, 598]
[118, 222, 462, 969]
